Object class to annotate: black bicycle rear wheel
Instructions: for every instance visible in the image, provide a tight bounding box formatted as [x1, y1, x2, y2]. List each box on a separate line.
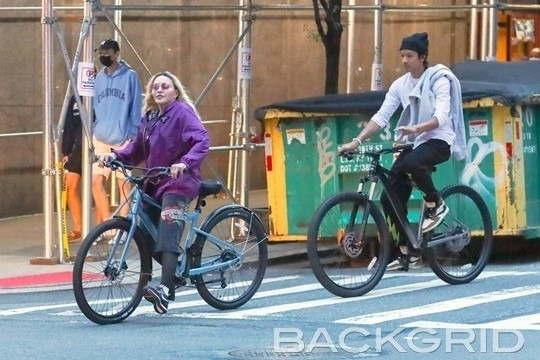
[307, 192, 392, 298]
[425, 185, 493, 284]
[192, 207, 268, 310]
[72, 218, 152, 325]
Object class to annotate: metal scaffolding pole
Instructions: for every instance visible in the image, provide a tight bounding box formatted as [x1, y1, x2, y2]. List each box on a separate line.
[346, 0, 356, 93]
[110, 0, 122, 207]
[481, 1, 489, 60]
[38, 0, 56, 263]
[81, 0, 95, 240]
[487, 0, 498, 61]
[372, 0, 383, 91]
[470, 0, 478, 59]
[238, 0, 253, 207]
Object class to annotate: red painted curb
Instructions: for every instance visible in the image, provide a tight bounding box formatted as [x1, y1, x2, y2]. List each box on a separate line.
[0, 271, 73, 288]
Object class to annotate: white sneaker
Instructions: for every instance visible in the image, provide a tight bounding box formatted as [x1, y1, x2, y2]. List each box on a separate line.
[421, 200, 449, 233]
[387, 255, 422, 271]
[92, 230, 118, 246]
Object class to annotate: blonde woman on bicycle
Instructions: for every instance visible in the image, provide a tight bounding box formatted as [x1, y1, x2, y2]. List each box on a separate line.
[99, 71, 209, 314]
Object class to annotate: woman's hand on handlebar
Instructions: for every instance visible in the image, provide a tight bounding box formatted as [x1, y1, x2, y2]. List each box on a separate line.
[97, 152, 117, 168]
[170, 162, 188, 178]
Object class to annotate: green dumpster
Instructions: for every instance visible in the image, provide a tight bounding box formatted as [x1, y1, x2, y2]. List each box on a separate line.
[256, 61, 540, 242]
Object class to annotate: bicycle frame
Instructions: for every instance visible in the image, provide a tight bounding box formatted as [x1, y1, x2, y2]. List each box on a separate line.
[354, 154, 425, 251]
[106, 187, 245, 279]
[355, 151, 470, 251]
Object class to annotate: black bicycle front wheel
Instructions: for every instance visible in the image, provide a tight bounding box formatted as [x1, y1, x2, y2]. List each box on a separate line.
[72, 218, 152, 325]
[307, 192, 392, 298]
[192, 207, 268, 310]
[425, 185, 493, 285]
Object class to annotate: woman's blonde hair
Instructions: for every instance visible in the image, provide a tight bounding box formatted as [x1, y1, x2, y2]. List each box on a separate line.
[142, 71, 200, 118]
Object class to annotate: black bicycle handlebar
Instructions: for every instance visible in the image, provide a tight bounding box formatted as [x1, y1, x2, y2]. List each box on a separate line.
[339, 143, 413, 160]
[95, 157, 171, 185]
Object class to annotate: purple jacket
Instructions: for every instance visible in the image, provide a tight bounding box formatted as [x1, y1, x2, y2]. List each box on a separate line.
[113, 100, 210, 200]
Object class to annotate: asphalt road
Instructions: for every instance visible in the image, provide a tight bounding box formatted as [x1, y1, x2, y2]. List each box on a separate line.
[0, 256, 539, 360]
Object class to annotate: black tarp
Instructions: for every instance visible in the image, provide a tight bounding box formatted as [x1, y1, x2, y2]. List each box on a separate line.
[255, 60, 540, 121]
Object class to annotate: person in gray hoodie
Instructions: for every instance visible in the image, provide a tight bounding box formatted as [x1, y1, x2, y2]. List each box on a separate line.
[339, 32, 466, 271]
[93, 39, 142, 224]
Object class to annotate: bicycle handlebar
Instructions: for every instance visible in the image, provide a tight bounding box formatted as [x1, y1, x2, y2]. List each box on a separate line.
[339, 143, 413, 160]
[100, 158, 171, 184]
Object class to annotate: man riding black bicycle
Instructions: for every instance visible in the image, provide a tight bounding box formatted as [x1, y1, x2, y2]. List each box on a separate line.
[339, 32, 467, 271]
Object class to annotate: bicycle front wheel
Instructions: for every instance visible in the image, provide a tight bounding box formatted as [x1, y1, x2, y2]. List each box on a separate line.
[307, 192, 391, 298]
[425, 185, 493, 285]
[192, 207, 268, 310]
[73, 218, 152, 325]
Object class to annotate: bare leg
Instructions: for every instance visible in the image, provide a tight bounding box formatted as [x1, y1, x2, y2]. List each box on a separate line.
[66, 172, 82, 232]
[92, 174, 110, 224]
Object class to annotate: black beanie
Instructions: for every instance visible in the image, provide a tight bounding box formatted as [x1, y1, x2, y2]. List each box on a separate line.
[399, 32, 429, 56]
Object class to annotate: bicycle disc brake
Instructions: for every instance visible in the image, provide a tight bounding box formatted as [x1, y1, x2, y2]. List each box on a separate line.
[342, 232, 364, 257]
[445, 226, 471, 252]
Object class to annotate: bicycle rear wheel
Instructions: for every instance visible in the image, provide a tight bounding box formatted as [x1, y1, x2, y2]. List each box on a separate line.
[307, 192, 391, 298]
[192, 207, 268, 310]
[73, 218, 152, 325]
[425, 185, 493, 284]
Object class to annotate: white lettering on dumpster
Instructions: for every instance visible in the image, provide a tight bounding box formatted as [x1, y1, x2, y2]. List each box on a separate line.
[317, 126, 336, 197]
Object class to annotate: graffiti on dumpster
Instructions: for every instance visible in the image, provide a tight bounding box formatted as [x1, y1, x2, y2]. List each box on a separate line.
[460, 137, 508, 209]
[316, 125, 336, 196]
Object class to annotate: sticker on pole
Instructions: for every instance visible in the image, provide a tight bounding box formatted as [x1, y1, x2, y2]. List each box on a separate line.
[77, 62, 95, 96]
[239, 48, 252, 79]
[371, 63, 383, 91]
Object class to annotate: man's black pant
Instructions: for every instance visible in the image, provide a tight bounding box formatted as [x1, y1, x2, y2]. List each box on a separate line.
[380, 139, 451, 247]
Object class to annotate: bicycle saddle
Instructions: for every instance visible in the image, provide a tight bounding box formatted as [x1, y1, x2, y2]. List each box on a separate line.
[199, 180, 223, 197]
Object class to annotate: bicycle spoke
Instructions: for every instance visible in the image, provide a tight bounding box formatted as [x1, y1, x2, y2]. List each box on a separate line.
[308, 192, 391, 298]
[73, 219, 151, 324]
[426, 185, 493, 284]
[193, 208, 267, 309]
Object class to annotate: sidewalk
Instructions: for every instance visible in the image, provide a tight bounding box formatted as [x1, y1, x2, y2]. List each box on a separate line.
[0, 189, 308, 291]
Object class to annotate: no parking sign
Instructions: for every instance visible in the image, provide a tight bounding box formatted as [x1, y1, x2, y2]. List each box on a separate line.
[239, 48, 252, 79]
[77, 62, 95, 96]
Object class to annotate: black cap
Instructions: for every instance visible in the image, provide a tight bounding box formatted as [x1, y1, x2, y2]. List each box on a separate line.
[399, 32, 429, 56]
[95, 39, 120, 52]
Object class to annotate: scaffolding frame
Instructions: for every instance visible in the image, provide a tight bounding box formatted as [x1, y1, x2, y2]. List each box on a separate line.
[4, 0, 525, 261]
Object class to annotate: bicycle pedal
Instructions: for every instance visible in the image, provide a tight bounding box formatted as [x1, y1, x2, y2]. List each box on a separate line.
[173, 276, 187, 288]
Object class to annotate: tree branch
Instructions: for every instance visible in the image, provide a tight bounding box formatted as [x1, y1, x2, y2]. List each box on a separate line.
[325, 0, 342, 34]
[312, 0, 328, 46]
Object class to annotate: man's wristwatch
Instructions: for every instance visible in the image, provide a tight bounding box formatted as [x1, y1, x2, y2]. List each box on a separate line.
[352, 137, 362, 146]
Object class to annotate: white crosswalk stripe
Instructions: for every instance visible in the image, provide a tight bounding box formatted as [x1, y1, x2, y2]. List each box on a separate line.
[335, 284, 540, 325]
[165, 270, 538, 320]
[0, 270, 537, 332]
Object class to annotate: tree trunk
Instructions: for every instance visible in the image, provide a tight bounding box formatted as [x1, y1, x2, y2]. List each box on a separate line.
[324, 24, 342, 94]
[313, 0, 343, 95]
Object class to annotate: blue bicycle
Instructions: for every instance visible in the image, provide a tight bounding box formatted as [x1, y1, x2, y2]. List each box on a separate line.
[73, 160, 268, 325]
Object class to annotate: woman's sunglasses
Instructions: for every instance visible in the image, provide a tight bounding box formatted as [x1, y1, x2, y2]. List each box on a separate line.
[152, 83, 173, 91]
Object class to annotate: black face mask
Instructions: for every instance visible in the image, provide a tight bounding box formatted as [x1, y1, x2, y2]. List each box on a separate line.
[99, 55, 114, 67]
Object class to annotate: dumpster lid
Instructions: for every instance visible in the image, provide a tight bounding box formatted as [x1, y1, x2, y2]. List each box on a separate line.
[455, 60, 540, 104]
[255, 60, 540, 121]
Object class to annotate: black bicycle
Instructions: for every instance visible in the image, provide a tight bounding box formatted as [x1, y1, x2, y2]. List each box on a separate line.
[307, 144, 493, 298]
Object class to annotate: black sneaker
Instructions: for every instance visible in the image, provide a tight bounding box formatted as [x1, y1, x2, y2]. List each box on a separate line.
[143, 285, 169, 314]
[387, 255, 422, 271]
[421, 200, 449, 233]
